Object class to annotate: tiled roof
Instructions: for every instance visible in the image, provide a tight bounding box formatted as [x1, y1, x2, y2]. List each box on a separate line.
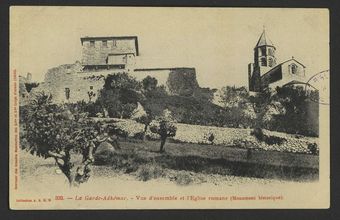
[255, 30, 274, 48]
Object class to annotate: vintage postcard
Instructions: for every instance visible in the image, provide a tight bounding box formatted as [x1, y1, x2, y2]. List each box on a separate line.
[9, 6, 329, 209]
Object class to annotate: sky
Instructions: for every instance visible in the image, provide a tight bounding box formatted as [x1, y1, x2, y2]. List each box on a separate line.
[10, 7, 329, 88]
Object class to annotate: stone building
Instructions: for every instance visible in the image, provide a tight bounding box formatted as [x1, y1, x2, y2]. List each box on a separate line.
[248, 30, 306, 92]
[30, 36, 200, 104]
[81, 36, 138, 72]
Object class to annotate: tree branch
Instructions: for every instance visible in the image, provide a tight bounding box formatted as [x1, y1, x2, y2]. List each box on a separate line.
[48, 150, 65, 159]
[53, 157, 65, 168]
[96, 136, 109, 143]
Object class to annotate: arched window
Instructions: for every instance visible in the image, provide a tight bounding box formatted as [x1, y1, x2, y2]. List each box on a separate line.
[65, 88, 70, 100]
[268, 58, 274, 67]
[291, 64, 298, 74]
[261, 58, 267, 66]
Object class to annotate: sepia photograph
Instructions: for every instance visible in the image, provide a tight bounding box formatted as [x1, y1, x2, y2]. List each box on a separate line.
[9, 6, 330, 209]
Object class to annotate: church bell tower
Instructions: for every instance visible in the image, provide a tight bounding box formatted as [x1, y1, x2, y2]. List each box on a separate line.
[254, 28, 276, 72]
[248, 28, 276, 91]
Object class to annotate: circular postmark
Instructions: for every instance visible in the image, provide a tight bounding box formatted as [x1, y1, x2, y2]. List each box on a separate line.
[305, 70, 329, 105]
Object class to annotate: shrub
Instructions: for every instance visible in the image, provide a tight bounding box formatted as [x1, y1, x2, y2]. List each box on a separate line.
[263, 135, 286, 145]
[136, 164, 165, 181]
[208, 133, 215, 144]
[93, 150, 115, 165]
[133, 132, 145, 140]
[308, 143, 319, 155]
[251, 128, 286, 145]
[251, 127, 264, 141]
[174, 172, 194, 185]
[93, 142, 116, 165]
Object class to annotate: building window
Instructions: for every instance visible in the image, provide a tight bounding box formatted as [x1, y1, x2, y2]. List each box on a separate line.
[261, 58, 267, 66]
[112, 40, 117, 47]
[65, 88, 70, 100]
[260, 47, 266, 56]
[90, 86, 93, 90]
[90, 40, 95, 47]
[102, 40, 107, 47]
[291, 64, 298, 74]
[268, 58, 274, 67]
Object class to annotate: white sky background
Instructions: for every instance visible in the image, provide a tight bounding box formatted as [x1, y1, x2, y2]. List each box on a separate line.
[10, 7, 329, 88]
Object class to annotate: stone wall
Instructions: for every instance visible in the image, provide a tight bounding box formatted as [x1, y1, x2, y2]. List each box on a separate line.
[32, 63, 127, 103]
[93, 118, 319, 154]
[82, 38, 138, 66]
[31, 62, 200, 104]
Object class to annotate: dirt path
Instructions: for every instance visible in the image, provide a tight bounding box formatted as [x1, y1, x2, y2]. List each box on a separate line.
[15, 150, 322, 209]
[19, 150, 313, 192]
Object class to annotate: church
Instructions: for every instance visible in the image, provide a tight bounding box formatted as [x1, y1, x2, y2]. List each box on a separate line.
[248, 29, 306, 92]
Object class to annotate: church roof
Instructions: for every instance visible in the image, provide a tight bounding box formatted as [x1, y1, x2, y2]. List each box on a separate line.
[255, 30, 274, 48]
[280, 58, 306, 68]
[283, 80, 307, 86]
[261, 58, 306, 80]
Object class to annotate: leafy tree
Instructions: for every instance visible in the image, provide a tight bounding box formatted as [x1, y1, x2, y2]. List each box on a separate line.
[70, 101, 103, 117]
[136, 78, 169, 138]
[218, 86, 254, 128]
[193, 88, 217, 102]
[248, 88, 274, 139]
[97, 73, 142, 118]
[218, 86, 249, 108]
[136, 114, 153, 140]
[131, 103, 154, 141]
[271, 86, 319, 136]
[149, 110, 177, 152]
[22, 93, 110, 187]
[142, 76, 158, 92]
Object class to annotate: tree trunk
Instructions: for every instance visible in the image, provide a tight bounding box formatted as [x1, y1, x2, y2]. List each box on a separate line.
[67, 173, 79, 187]
[247, 148, 252, 160]
[64, 161, 92, 187]
[86, 141, 95, 162]
[159, 137, 167, 152]
[142, 124, 148, 141]
[54, 150, 93, 187]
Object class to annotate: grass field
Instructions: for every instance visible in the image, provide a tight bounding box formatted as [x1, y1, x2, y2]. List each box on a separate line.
[18, 137, 318, 196]
[94, 138, 318, 182]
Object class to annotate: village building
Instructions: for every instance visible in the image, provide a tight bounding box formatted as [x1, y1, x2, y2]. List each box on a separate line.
[80, 36, 138, 72]
[19, 73, 33, 106]
[28, 36, 199, 103]
[248, 30, 306, 92]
